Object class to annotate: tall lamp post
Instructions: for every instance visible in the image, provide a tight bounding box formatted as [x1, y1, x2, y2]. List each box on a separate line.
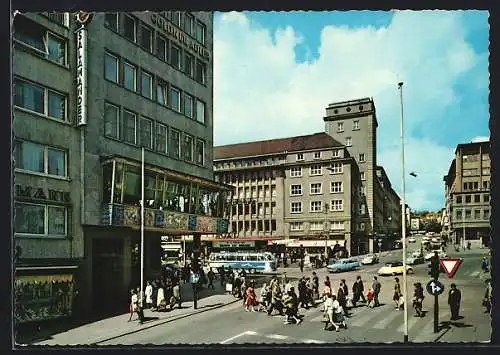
[324, 202, 329, 257]
[140, 147, 145, 308]
[398, 82, 409, 343]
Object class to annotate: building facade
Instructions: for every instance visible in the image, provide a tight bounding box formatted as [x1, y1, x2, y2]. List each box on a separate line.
[214, 133, 361, 254]
[443, 141, 491, 247]
[13, 11, 230, 323]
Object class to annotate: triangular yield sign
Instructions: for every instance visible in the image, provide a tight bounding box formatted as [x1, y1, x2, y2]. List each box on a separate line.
[440, 258, 462, 279]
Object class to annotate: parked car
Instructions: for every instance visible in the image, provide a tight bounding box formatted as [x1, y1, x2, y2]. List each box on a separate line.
[408, 237, 417, 243]
[411, 250, 423, 258]
[327, 258, 360, 273]
[361, 254, 379, 265]
[407, 255, 425, 265]
[377, 261, 414, 276]
[424, 250, 448, 261]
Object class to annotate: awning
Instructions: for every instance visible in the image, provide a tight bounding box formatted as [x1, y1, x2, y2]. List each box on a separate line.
[15, 274, 74, 285]
[285, 240, 344, 248]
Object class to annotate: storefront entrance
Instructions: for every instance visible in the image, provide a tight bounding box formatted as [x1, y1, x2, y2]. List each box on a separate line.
[92, 238, 125, 316]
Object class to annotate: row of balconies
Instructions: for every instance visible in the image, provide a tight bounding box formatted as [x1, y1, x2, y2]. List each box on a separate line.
[231, 214, 277, 220]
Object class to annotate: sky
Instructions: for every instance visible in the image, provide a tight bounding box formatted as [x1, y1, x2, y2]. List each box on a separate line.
[212, 10, 490, 212]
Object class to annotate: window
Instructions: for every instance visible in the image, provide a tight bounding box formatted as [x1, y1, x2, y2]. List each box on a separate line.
[310, 183, 322, 194]
[14, 79, 66, 121]
[482, 168, 490, 175]
[345, 137, 352, 146]
[456, 195, 462, 204]
[15, 202, 67, 236]
[290, 222, 303, 231]
[290, 202, 302, 214]
[14, 17, 66, 65]
[484, 194, 489, 203]
[195, 139, 205, 165]
[184, 52, 194, 77]
[196, 60, 206, 84]
[482, 154, 489, 161]
[359, 153, 365, 162]
[15, 140, 66, 177]
[172, 11, 181, 26]
[104, 13, 118, 31]
[310, 222, 324, 231]
[484, 209, 490, 219]
[313, 151, 321, 159]
[474, 194, 481, 203]
[297, 153, 304, 161]
[170, 87, 181, 112]
[123, 110, 137, 144]
[156, 35, 168, 61]
[330, 199, 343, 211]
[359, 223, 365, 231]
[141, 72, 152, 99]
[290, 184, 302, 196]
[332, 150, 340, 158]
[183, 13, 194, 35]
[310, 201, 323, 212]
[170, 129, 180, 159]
[330, 221, 344, 230]
[463, 182, 468, 191]
[104, 103, 119, 139]
[360, 172, 365, 180]
[156, 123, 167, 154]
[456, 210, 462, 220]
[337, 122, 344, 132]
[290, 167, 302, 177]
[359, 204, 366, 215]
[123, 62, 137, 91]
[310, 165, 322, 176]
[104, 52, 119, 83]
[465, 195, 471, 203]
[157, 80, 167, 105]
[483, 181, 489, 190]
[140, 117, 153, 149]
[182, 134, 193, 161]
[353, 120, 359, 130]
[123, 15, 136, 42]
[474, 209, 481, 220]
[140, 24, 152, 52]
[184, 93, 194, 118]
[330, 181, 343, 193]
[465, 209, 471, 219]
[195, 21, 206, 44]
[196, 100, 205, 123]
[170, 44, 181, 69]
[329, 162, 343, 174]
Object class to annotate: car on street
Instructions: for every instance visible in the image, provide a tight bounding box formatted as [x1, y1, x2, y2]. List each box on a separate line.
[411, 250, 423, 257]
[424, 250, 448, 261]
[431, 237, 442, 243]
[327, 258, 360, 273]
[408, 237, 417, 243]
[407, 254, 425, 265]
[377, 261, 414, 276]
[361, 254, 379, 265]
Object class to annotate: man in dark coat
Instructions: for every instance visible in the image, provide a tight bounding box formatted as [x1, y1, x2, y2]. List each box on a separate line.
[372, 276, 381, 307]
[337, 282, 349, 316]
[448, 283, 461, 320]
[312, 272, 320, 300]
[352, 275, 366, 306]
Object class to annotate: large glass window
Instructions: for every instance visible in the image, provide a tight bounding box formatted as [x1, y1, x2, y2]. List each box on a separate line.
[124, 62, 137, 91]
[183, 13, 194, 35]
[123, 15, 136, 42]
[140, 24, 152, 51]
[123, 165, 140, 204]
[141, 72, 152, 99]
[47, 34, 66, 65]
[182, 134, 193, 162]
[104, 13, 118, 31]
[156, 36, 168, 61]
[15, 140, 66, 177]
[157, 81, 167, 106]
[170, 45, 181, 69]
[14, 79, 44, 114]
[195, 139, 204, 165]
[195, 21, 206, 44]
[170, 87, 181, 112]
[104, 102, 119, 139]
[47, 90, 65, 120]
[184, 93, 193, 118]
[104, 52, 119, 83]
[184, 53, 194, 77]
[196, 100, 205, 124]
[15, 203, 67, 236]
[170, 129, 180, 159]
[123, 110, 137, 144]
[156, 123, 167, 154]
[140, 117, 153, 149]
[196, 60, 206, 84]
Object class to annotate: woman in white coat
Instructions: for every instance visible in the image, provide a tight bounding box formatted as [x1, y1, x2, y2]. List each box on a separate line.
[156, 284, 166, 311]
[323, 293, 338, 331]
[145, 281, 153, 309]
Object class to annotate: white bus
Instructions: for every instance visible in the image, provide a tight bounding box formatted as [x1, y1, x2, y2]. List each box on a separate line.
[208, 251, 277, 274]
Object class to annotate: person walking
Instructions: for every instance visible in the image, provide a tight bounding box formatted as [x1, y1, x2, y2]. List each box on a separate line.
[219, 266, 226, 287]
[172, 280, 182, 309]
[145, 281, 153, 309]
[337, 281, 349, 316]
[128, 289, 136, 322]
[298, 277, 309, 309]
[244, 280, 258, 312]
[483, 279, 492, 314]
[393, 277, 402, 309]
[372, 276, 381, 307]
[207, 268, 215, 290]
[333, 294, 347, 330]
[448, 283, 461, 320]
[352, 275, 366, 307]
[312, 272, 320, 301]
[323, 293, 339, 331]
[267, 281, 284, 316]
[325, 276, 331, 288]
[412, 282, 425, 317]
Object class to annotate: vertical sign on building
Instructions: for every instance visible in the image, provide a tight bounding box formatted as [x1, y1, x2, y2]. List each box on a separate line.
[75, 12, 93, 126]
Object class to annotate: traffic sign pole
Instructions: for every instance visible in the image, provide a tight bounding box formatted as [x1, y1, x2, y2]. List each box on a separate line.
[426, 278, 444, 333]
[434, 292, 439, 333]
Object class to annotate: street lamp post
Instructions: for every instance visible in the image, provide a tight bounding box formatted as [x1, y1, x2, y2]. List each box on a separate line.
[324, 202, 329, 257]
[398, 82, 409, 343]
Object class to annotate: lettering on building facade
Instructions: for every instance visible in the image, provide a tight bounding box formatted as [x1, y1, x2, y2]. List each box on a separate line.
[16, 185, 71, 203]
[150, 14, 210, 61]
[75, 27, 88, 126]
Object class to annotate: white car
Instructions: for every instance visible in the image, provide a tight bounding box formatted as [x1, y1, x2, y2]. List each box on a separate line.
[361, 254, 379, 265]
[408, 237, 417, 243]
[377, 261, 414, 276]
[424, 250, 448, 261]
[411, 250, 423, 258]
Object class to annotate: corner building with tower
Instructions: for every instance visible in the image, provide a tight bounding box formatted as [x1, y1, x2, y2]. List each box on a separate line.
[214, 98, 402, 256]
[13, 11, 231, 322]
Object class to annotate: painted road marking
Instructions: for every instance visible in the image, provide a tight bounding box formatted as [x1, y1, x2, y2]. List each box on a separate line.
[220, 331, 252, 344]
[397, 313, 421, 333]
[372, 309, 402, 329]
[303, 339, 326, 344]
[470, 271, 480, 278]
[266, 334, 289, 340]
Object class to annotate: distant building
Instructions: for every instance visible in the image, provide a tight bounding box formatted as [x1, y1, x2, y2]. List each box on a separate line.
[443, 141, 490, 247]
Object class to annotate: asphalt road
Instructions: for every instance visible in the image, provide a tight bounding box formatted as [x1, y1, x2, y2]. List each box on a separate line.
[96, 246, 491, 345]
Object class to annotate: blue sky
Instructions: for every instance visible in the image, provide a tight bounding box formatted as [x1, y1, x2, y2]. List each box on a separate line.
[212, 11, 490, 212]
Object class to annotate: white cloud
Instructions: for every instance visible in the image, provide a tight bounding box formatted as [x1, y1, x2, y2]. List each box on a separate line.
[213, 10, 488, 210]
[471, 135, 489, 142]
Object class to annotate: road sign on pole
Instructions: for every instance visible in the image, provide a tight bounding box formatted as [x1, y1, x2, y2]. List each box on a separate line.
[426, 279, 444, 296]
[439, 258, 462, 279]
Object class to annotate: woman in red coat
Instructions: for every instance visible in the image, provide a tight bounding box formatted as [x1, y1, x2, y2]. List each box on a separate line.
[244, 280, 258, 312]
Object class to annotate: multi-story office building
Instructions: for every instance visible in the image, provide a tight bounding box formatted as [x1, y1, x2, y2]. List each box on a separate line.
[214, 133, 361, 253]
[443, 141, 490, 247]
[13, 11, 230, 323]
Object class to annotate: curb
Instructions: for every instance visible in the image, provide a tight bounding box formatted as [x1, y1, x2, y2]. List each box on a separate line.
[87, 297, 241, 345]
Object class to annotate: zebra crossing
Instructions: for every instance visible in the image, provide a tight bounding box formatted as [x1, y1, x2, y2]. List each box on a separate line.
[306, 303, 451, 341]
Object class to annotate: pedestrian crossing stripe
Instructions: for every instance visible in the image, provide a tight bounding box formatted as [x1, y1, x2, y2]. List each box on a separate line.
[396, 314, 421, 333]
[267, 334, 289, 340]
[372, 309, 401, 329]
[470, 271, 480, 278]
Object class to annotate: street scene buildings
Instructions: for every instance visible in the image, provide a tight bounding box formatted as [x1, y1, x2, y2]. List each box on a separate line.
[12, 10, 491, 346]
